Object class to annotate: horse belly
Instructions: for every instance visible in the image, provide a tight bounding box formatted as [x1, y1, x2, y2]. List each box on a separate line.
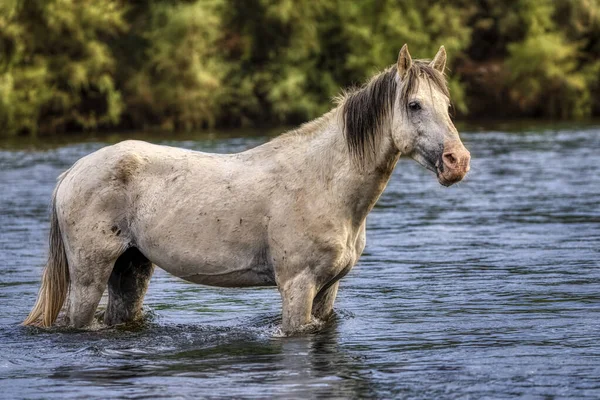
[139, 230, 277, 288]
[178, 262, 276, 287]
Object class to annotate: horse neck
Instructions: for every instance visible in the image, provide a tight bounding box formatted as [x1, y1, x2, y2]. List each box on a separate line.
[292, 109, 401, 226]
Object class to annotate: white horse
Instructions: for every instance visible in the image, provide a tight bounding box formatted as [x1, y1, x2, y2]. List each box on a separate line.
[24, 45, 470, 334]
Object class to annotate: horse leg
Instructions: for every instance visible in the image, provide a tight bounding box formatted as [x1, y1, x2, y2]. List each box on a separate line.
[67, 256, 116, 328]
[311, 281, 339, 321]
[104, 248, 154, 326]
[279, 272, 317, 335]
[63, 232, 127, 328]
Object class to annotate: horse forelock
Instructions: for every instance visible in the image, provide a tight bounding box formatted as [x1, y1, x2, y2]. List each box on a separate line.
[400, 60, 449, 110]
[341, 60, 448, 166]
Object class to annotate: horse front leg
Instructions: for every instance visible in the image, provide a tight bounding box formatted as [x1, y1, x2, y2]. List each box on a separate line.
[312, 281, 339, 321]
[278, 272, 317, 335]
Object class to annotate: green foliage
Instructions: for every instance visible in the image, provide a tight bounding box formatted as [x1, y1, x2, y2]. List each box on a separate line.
[120, 1, 225, 131]
[218, 0, 472, 125]
[0, 0, 125, 135]
[217, 0, 329, 125]
[505, 0, 600, 118]
[1, 0, 600, 136]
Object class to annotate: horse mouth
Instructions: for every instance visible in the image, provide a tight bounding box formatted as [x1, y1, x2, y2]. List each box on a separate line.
[437, 173, 454, 187]
[413, 151, 467, 186]
[435, 165, 453, 187]
[435, 160, 461, 187]
[434, 160, 446, 186]
[436, 172, 452, 186]
[436, 164, 467, 187]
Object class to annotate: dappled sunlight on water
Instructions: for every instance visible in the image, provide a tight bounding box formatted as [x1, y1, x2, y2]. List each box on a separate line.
[1, 127, 600, 398]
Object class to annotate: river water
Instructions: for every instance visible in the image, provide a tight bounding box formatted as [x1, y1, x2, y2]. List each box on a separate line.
[1, 126, 599, 399]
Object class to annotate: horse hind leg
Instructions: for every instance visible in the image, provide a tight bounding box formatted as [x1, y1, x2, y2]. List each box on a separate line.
[104, 247, 154, 326]
[65, 236, 131, 328]
[67, 256, 116, 328]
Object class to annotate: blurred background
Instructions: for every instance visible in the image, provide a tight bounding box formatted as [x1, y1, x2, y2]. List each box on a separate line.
[0, 0, 599, 137]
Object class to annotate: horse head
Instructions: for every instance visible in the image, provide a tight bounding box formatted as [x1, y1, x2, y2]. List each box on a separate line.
[392, 44, 471, 186]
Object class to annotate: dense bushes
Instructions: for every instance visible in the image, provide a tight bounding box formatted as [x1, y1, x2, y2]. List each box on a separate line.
[0, 0, 599, 136]
[0, 0, 125, 135]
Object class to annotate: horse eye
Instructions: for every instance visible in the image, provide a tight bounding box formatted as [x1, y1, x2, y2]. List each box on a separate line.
[408, 101, 421, 111]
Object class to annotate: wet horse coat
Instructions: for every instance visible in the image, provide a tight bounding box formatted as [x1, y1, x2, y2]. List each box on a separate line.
[24, 45, 470, 334]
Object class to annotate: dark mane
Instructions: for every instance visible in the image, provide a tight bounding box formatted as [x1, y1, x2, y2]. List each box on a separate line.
[341, 60, 449, 166]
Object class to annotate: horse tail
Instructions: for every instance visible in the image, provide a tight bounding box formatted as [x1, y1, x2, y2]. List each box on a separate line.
[23, 170, 71, 327]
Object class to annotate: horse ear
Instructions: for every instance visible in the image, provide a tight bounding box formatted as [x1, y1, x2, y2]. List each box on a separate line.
[430, 45, 446, 73]
[397, 44, 412, 79]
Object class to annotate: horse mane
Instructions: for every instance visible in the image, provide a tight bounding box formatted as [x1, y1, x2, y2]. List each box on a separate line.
[340, 60, 449, 166]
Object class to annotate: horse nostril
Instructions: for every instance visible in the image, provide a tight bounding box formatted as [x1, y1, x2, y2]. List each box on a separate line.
[443, 152, 457, 168]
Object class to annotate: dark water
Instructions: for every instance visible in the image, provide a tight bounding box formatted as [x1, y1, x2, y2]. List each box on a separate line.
[1, 127, 599, 399]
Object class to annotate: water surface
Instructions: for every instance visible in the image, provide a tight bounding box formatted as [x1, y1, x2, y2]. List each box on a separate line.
[1, 127, 599, 398]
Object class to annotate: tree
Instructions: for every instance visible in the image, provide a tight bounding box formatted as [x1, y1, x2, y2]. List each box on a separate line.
[0, 0, 125, 135]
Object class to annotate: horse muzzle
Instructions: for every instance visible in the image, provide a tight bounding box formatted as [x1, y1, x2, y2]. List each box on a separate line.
[436, 142, 470, 186]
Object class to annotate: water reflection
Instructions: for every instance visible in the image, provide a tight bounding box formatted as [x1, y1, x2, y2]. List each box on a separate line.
[40, 317, 376, 398]
[273, 318, 377, 398]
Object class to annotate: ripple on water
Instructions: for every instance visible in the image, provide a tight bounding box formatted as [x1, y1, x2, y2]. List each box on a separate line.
[1, 128, 600, 398]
